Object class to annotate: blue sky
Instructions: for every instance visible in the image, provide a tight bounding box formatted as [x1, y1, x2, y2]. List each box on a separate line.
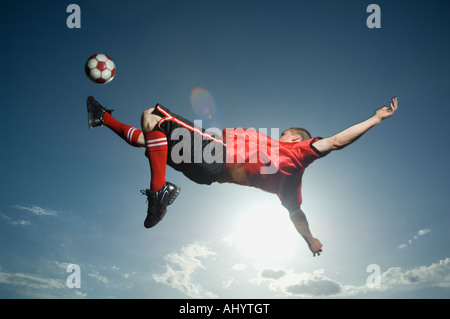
[0, 0, 449, 299]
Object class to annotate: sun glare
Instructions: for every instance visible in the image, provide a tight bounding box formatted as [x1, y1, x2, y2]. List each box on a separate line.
[230, 201, 300, 265]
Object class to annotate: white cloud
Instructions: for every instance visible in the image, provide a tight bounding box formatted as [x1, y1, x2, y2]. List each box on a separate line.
[1, 206, 59, 226]
[381, 258, 450, 288]
[123, 272, 136, 279]
[0, 270, 65, 290]
[252, 268, 342, 297]
[417, 229, 431, 237]
[260, 269, 286, 280]
[222, 278, 234, 289]
[0, 212, 31, 226]
[74, 290, 88, 298]
[13, 205, 58, 216]
[55, 261, 74, 269]
[152, 242, 218, 298]
[286, 277, 341, 296]
[231, 263, 247, 271]
[397, 228, 431, 249]
[88, 271, 109, 284]
[251, 258, 450, 298]
[0, 264, 80, 298]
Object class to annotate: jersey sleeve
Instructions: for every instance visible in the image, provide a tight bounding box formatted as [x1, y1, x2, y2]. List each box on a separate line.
[310, 137, 330, 157]
[297, 137, 328, 167]
[278, 137, 327, 211]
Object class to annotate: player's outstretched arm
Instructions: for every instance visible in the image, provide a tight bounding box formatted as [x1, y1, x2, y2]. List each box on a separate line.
[313, 97, 398, 154]
[289, 208, 323, 257]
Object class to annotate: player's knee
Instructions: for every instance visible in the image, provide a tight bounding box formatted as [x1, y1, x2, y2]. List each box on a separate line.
[142, 107, 155, 119]
[141, 108, 160, 131]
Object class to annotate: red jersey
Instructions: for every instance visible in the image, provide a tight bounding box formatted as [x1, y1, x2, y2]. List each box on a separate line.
[219, 128, 326, 211]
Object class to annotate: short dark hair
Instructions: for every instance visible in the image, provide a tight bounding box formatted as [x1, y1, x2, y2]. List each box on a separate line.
[282, 127, 312, 141]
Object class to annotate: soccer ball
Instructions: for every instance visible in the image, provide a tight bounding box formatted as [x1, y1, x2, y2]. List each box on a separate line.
[85, 54, 116, 84]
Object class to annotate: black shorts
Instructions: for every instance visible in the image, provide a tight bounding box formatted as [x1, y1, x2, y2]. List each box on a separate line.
[152, 104, 226, 185]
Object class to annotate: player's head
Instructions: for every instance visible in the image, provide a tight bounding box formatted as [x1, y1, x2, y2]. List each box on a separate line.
[279, 127, 311, 143]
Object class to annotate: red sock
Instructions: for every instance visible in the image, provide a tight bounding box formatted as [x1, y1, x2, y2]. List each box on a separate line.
[144, 130, 168, 191]
[103, 112, 142, 147]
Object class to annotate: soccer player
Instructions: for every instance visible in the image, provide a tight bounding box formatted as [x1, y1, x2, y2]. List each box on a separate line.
[87, 96, 398, 256]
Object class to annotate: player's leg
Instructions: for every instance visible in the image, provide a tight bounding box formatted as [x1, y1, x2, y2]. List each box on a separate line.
[140, 107, 180, 228]
[140, 108, 166, 191]
[87, 96, 145, 147]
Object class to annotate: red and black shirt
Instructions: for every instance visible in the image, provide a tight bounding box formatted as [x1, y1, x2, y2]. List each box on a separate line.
[219, 128, 326, 211]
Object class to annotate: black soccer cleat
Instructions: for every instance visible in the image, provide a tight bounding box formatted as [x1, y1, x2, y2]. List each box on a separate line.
[86, 96, 113, 129]
[141, 182, 181, 228]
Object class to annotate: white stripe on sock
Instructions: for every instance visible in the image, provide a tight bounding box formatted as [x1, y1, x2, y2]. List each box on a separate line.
[146, 141, 168, 147]
[127, 128, 136, 143]
[146, 137, 167, 143]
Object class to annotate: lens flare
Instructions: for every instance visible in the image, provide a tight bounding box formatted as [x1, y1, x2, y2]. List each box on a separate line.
[190, 87, 216, 120]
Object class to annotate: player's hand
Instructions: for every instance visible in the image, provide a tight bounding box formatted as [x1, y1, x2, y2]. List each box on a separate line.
[309, 238, 323, 257]
[374, 97, 398, 122]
